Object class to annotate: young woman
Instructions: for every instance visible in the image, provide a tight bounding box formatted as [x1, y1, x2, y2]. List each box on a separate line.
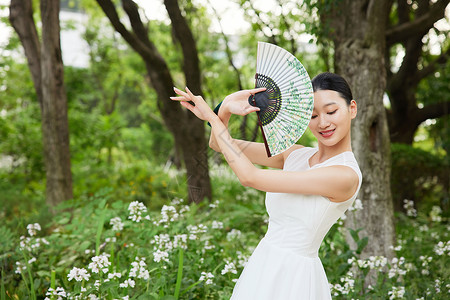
[171, 72, 362, 299]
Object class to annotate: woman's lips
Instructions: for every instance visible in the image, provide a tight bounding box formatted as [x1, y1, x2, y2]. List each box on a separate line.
[320, 129, 335, 138]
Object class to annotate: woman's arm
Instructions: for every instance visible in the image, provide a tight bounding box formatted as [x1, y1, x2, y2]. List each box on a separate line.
[172, 88, 359, 202]
[208, 90, 299, 169]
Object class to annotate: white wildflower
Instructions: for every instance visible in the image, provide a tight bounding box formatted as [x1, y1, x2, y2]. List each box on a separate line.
[153, 249, 170, 263]
[15, 261, 26, 274]
[28, 257, 37, 264]
[119, 278, 135, 288]
[389, 245, 402, 251]
[67, 267, 91, 282]
[158, 205, 179, 226]
[88, 254, 111, 274]
[204, 240, 215, 250]
[434, 241, 450, 256]
[130, 257, 150, 280]
[430, 206, 442, 222]
[388, 257, 407, 278]
[419, 224, 429, 232]
[174, 234, 188, 250]
[199, 271, 214, 285]
[110, 217, 124, 231]
[128, 201, 148, 222]
[403, 199, 417, 217]
[211, 221, 224, 229]
[27, 223, 41, 236]
[226, 229, 242, 241]
[45, 287, 67, 299]
[348, 199, 363, 211]
[209, 200, 220, 208]
[108, 272, 122, 279]
[221, 260, 238, 275]
[388, 286, 405, 299]
[87, 295, 99, 300]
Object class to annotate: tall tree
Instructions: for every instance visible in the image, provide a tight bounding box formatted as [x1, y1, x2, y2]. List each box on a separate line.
[95, 0, 211, 202]
[320, 0, 395, 258]
[9, 0, 73, 207]
[386, 0, 450, 144]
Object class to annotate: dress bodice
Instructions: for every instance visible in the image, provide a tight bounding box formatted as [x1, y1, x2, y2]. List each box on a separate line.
[264, 147, 362, 258]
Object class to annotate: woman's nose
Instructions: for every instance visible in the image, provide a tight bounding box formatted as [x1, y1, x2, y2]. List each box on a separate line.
[318, 115, 330, 128]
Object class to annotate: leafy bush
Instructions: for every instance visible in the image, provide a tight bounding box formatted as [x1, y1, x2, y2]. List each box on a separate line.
[1, 167, 448, 299]
[391, 143, 448, 211]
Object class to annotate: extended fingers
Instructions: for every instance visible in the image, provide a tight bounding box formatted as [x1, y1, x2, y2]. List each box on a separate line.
[249, 87, 267, 94]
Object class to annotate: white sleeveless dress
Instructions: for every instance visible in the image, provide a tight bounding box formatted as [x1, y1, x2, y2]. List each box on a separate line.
[230, 147, 362, 300]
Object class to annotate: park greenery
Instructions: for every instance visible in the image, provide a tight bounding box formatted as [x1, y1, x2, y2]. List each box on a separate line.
[0, 0, 449, 299]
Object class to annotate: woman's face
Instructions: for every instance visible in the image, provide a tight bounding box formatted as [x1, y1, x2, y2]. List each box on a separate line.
[308, 90, 357, 147]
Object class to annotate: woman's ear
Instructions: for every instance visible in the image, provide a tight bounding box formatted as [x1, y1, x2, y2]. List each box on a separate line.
[350, 100, 357, 119]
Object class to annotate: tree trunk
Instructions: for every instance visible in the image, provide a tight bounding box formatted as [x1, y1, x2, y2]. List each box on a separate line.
[10, 0, 73, 208]
[327, 0, 395, 259]
[96, 0, 212, 202]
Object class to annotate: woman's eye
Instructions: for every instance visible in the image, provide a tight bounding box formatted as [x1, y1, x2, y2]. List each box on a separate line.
[327, 109, 337, 115]
[311, 115, 318, 119]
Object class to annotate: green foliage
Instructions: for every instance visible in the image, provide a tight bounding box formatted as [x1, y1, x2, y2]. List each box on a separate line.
[1, 166, 448, 299]
[391, 143, 448, 210]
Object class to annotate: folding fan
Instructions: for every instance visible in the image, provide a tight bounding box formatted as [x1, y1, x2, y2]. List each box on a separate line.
[248, 42, 314, 157]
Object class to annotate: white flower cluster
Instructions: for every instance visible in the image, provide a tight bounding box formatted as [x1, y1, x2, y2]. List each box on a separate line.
[330, 271, 355, 296]
[88, 253, 111, 274]
[211, 220, 224, 229]
[221, 259, 237, 275]
[187, 224, 207, 240]
[27, 223, 41, 236]
[389, 242, 404, 252]
[108, 272, 122, 279]
[15, 261, 26, 274]
[19, 235, 49, 251]
[156, 205, 180, 227]
[418, 224, 429, 232]
[419, 255, 433, 275]
[430, 205, 442, 222]
[388, 257, 407, 278]
[434, 241, 450, 256]
[204, 240, 215, 250]
[434, 278, 442, 293]
[348, 255, 387, 271]
[128, 201, 149, 222]
[119, 278, 135, 288]
[174, 234, 188, 250]
[171, 197, 184, 205]
[199, 271, 214, 285]
[236, 188, 260, 201]
[388, 286, 405, 299]
[44, 287, 66, 300]
[129, 257, 150, 280]
[153, 249, 170, 263]
[209, 200, 220, 208]
[236, 251, 249, 268]
[226, 229, 242, 241]
[110, 217, 124, 231]
[348, 199, 363, 212]
[67, 267, 91, 282]
[403, 199, 417, 217]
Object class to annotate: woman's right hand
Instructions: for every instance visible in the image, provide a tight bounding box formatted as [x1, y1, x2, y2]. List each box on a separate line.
[222, 87, 266, 116]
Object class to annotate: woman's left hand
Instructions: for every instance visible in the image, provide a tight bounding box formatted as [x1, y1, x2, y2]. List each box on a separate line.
[171, 87, 217, 122]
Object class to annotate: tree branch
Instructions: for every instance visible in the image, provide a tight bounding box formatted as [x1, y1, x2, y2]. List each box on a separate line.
[413, 46, 450, 84]
[96, 0, 147, 56]
[163, 0, 201, 95]
[417, 101, 450, 124]
[9, 0, 42, 105]
[386, 0, 450, 45]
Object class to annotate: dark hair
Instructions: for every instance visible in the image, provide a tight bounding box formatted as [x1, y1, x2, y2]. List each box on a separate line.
[311, 72, 353, 105]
